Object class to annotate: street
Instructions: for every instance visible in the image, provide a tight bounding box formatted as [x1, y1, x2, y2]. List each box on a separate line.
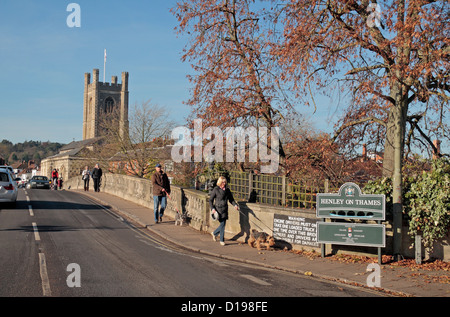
[0, 188, 382, 298]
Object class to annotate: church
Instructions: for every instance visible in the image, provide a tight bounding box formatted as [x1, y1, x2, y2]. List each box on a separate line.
[40, 69, 129, 181]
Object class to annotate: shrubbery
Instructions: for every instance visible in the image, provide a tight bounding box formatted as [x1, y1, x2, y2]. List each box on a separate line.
[364, 158, 450, 252]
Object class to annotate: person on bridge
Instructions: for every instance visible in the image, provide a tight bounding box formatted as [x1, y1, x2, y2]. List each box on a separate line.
[92, 164, 102, 192]
[82, 166, 91, 191]
[51, 169, 58, 189]
[209, 176, 239, 246]
[151, 163, 171, 223]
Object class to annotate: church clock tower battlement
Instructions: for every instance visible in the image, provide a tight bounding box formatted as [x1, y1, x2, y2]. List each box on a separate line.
[83, 68, 129, 140]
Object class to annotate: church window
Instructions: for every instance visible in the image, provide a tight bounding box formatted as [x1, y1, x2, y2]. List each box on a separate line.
[104, 97, 115, 113]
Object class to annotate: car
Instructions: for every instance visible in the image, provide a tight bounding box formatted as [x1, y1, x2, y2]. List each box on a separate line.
[0, 165, 14, 176]
[0, 168, 18, 207]
[27, 175, 50, 189]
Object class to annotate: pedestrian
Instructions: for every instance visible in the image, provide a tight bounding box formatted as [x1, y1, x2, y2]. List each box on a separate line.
[82, 166, 91, 191]
[92, 163, 102, 192]
[209, 176, 239, 246]
[58, 177, 63, 190]
[151, 163, 171, 223]
[51, 169, 58, 189]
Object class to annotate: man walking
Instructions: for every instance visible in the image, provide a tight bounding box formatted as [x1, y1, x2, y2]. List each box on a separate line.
[151, 163, 171, 223]
[92, 163, 102, 192]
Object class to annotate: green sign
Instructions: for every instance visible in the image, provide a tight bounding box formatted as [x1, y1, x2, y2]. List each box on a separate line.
[317, 222, 385, 247]
[316, 182, 385, 220]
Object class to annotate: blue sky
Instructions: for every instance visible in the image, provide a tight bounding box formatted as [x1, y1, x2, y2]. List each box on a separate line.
[0, 0, 336, 145]
[0, 1, 447, 157]
[0, 1, 189, 144]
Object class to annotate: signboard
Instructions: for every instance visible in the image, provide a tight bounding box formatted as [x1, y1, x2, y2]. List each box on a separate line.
[317, 222, 385, 247]
[316, 182, 385, 220]
[273, 214, 319, 247]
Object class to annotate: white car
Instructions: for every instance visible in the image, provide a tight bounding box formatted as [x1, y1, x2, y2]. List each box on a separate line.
[0, 168, 18, 207]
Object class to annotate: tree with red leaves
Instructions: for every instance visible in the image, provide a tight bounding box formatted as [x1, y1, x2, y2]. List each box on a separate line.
[272, 0, 449, 259]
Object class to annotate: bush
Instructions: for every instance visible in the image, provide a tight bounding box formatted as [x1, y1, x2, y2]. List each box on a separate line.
[405, 158, 450, 251]
[363, 158, 450, 252]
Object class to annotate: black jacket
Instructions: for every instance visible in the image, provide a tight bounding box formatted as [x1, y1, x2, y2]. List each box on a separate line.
[92, 167, 102, 179]
[209, 186, 237, 221]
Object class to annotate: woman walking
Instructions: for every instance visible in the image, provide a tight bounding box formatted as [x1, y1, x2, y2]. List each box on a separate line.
[82, 166, 91, 191]
[209, 176, 239, 246]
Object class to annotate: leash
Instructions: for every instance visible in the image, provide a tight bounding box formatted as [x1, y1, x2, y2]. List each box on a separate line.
[167, 191, 273, 234]
[164, 191, 182, 215]
[236, 204, 274, 235]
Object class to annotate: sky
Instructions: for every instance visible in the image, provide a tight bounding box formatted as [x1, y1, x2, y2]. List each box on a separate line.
[2, 1, 445, 157]
[0, 0, 337, 146]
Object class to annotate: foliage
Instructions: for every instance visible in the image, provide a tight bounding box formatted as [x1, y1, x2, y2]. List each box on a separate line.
[405, 158, 450, 251]
[0, 139, 64, 165]
[364, 158, 450, 251]
[273, 0, 449, 175]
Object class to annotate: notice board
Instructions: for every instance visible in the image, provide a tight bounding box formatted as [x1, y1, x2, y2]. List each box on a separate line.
[273, 214, 319, 247]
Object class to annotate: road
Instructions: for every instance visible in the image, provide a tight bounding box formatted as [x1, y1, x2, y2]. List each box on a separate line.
[0, 188, 383, 299]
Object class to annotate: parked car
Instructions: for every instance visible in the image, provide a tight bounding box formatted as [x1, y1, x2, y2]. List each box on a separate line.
[0, 168, 18, 207]
[27, 175, 50, 189]
[0, 165, 14, 176]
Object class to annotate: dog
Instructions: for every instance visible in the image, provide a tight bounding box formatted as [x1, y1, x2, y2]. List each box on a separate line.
[174, 210, 187, 226]
[248, 229, 276, 250]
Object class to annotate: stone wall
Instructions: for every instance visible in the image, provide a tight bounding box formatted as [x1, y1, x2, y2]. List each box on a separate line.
[64, 173, 449, 261]
[41, 155, 88, 181]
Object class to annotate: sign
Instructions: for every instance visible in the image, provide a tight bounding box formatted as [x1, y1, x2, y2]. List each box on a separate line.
[317, 222, 385, 247]
[316, 182, 385, 220]
[273, 214, 319, 247]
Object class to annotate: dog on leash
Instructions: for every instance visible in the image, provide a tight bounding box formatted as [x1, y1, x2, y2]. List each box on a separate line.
[174, 210, 187, 226]
[248, 229, 276, 250]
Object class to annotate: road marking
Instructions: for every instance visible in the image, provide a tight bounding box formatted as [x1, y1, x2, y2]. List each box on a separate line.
[28, 205, 34, 216]
[39, 253, 52, 296]
[26, 195, 30, 202]
[240, 274, 272, 286]
[32, 222, 40, 241]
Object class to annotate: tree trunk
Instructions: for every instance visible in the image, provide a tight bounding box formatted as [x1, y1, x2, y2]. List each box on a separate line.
[384, 84, 408, 259]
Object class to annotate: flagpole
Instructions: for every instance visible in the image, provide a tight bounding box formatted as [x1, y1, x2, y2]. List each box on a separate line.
[103, 49, 106, 83]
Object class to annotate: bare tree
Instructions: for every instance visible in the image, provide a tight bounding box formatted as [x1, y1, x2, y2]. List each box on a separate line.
[97, 100, 176, 178]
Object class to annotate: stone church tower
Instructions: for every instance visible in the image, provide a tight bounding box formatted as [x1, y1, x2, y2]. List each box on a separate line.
[83, 68, 129, 140]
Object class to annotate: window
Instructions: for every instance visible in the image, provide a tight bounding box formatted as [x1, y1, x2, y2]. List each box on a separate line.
[104, 97, 115, 113]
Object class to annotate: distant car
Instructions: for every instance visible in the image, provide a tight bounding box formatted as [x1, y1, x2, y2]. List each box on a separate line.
[27, 175, 50, 189]
[0, 168, 18, 207]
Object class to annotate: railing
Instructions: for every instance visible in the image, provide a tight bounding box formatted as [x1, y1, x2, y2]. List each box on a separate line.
[229, 171, 340, 209]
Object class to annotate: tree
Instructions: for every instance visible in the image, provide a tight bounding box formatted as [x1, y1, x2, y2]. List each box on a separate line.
[273, 0, 449, 259]
[97, 100, 176, 178]
[171, 0, 291, 166]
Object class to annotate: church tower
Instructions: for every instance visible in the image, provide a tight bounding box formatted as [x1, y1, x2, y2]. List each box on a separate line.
[82, 68, 129, 140]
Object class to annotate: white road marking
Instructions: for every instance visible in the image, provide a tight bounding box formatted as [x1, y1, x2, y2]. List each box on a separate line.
[28, 205, 34, 216]
[240, 274, 271, 286]
[32, 222, 40, 241]
[39, 253, 52, 296]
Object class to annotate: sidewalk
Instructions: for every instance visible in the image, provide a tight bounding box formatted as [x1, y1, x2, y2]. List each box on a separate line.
[74, 189, 449, 297]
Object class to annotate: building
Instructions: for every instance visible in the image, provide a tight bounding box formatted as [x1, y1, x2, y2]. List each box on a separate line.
[41, 69, 129, 181]
[83, 69, 129, 140]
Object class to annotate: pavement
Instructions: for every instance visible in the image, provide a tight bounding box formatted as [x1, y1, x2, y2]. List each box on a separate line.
[72, 189, 449, 297]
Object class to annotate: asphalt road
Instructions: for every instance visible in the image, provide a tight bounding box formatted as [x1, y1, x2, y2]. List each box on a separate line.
[0, 188, 382, 298]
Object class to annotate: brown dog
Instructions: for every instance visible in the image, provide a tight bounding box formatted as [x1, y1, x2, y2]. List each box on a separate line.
[248, 229, 276, 250]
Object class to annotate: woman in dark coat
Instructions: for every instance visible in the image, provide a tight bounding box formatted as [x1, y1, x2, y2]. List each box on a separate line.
[209, 176, 239, 245]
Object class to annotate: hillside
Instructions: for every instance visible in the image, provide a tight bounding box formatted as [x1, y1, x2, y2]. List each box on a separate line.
[0, 139, 65, 165]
